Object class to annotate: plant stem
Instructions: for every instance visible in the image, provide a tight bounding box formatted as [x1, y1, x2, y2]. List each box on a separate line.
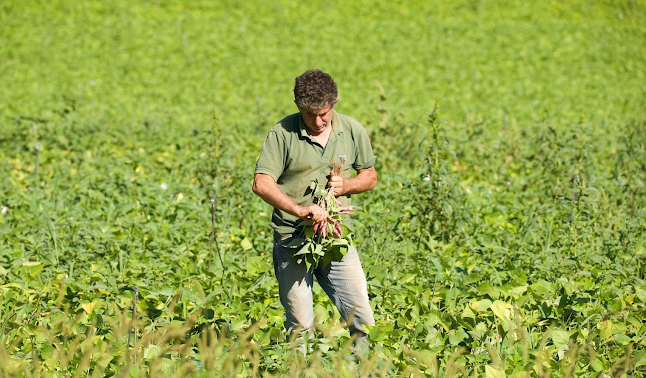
[128, 285, 138, 364]
[34, 142, 41, 179]
[210, 195, 225, 274]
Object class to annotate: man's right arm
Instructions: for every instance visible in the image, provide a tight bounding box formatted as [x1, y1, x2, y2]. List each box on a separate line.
[252, 173, 328, 222]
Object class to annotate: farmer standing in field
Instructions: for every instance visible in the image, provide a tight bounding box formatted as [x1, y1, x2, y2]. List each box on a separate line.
[252, 69, 376, 348]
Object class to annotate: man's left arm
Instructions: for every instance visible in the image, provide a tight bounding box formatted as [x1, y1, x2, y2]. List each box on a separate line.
[328, 166, 377, 196]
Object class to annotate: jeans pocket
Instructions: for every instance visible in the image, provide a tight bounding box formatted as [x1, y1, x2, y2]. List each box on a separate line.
[273, 239, 294, 276]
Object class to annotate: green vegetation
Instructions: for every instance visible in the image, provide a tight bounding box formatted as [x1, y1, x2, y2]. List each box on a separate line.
[1, 0, 645, 376]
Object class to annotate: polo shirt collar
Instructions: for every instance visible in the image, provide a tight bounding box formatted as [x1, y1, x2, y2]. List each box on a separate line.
[331, 110, 343, 134]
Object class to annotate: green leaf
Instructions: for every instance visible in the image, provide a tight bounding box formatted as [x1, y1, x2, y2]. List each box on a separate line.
[240, 238, 253, 251]
[591, 358, 604, 372]
[331, 238, 349, 246]
[22, 261, 44, 277]
[598, 320, 613, 339]
[337, 245, 348, 258]
[471, 299, 492, 312]
[614, 333, 630, 345]
[321, 253, 334, 268]
[429, 257, 443, 282]
[551, 328, 570, 349]
[468, 322, 488, 341]
[401, 274, 417, 284]
[634, 350, 646, 368]
[81, 301, 98, 315]
[530, 280, 552, 297]
[485, 365, 506, 378]
[293, 242, 312, 256]
[509, 285, 528, 299]
[144, 344, 161, 360]
[478, 282, 500, 298]
[490, 300, 512, 320]
[287, 238, 306, 248]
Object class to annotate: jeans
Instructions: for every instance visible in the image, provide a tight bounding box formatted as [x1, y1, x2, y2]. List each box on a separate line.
[273, 236, 375, 344]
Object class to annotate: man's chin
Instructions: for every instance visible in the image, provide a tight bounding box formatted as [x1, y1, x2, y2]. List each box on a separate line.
[308, 126, 326, 135]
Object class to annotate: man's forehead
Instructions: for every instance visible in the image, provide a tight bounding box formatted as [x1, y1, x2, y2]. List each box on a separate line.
[303, 104, 333, 115]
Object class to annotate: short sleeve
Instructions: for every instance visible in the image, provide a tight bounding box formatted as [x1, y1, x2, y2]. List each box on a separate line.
[352, 125, 377, 171]
[255, 129, 285, 181]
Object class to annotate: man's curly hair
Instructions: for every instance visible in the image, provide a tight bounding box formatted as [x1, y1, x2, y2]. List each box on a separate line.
[294, 69, 338, 110]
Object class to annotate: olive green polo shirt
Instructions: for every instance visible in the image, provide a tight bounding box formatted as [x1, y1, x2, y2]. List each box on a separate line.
[255, 110, 376, 239]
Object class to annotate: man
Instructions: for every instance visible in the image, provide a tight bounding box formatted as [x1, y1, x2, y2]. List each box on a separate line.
[252, 69, 377, 347]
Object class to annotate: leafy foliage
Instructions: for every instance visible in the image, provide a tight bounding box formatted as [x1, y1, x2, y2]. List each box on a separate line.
[410, 103, 471, 244]
[289, 185, 356, 271]
[1, 0, 645, 377]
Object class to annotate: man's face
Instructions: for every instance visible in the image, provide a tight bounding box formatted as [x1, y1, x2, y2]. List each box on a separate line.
[297, 101, 336, 136]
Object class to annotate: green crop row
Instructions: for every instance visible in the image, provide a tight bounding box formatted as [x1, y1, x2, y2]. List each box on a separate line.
[1, 0, 645, 376]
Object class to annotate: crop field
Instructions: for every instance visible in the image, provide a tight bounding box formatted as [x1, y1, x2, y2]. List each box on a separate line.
[1, 0, 646, 376]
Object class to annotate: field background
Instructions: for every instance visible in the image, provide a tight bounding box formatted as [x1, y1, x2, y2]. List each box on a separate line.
[1, 0, 645, 376]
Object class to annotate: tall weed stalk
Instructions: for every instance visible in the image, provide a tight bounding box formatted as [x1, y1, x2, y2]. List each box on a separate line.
[411, 103, 470, 245]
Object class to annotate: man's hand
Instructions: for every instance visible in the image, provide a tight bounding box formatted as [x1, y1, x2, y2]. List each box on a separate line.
[328, 172, 345, 196]
[253, 174, 330, 222]
[327, 166, 377, 196]
[298, 204, 328, 223]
